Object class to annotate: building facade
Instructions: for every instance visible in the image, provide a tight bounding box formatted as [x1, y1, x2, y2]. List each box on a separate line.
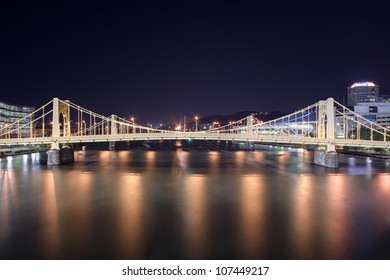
[347, 82, 379, 106]
[335, 102, 390, 138]
[377, 95, 390, 103]
[0, 100, 35, 136]
[353, 102, 390, 128]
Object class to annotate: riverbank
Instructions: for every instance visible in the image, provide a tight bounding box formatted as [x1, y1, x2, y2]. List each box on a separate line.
[340, 147, 390, 159]
[0, 145, 47, 157]
[2, 142, 389, 161]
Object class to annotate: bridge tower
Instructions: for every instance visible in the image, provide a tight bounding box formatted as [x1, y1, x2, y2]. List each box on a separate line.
[246, 115, 253, 135]
[245, 115, 254, 150]
[314, 98, 338, 168]
[47, 98, 73, 165]
[109, 114, 116, 150]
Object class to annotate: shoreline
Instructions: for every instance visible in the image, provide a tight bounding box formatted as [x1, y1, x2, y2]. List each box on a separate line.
[0, 146, 47, 157]
[1, 143, 390, 161]
[339, 149, 390, 160]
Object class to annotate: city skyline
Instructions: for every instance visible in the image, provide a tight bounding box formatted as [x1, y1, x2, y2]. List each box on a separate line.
[1, 1, 390, 124]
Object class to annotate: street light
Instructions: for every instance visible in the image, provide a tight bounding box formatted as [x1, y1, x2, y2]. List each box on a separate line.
[195, 116, 199, 131]
[34, 122, 38, 137]
[130, 117, 135, 133]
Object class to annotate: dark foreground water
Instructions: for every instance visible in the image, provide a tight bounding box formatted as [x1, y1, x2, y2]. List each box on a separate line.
[1, 146, 390, 259]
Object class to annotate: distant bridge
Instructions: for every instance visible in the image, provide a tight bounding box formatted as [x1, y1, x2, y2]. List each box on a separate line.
[1, 97, 389, 167]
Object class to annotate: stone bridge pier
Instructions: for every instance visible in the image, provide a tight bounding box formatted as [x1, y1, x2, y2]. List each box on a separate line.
[314, 144, 338, 168]
[47, 146, 74, 165]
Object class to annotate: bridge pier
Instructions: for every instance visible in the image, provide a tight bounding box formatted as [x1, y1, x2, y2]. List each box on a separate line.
[109, 141, 116, 150]
[109, 114, 117, 150]
[314, 144, 338, 168]
[47, 142, 74, 165]
[47, 148, 60, 165]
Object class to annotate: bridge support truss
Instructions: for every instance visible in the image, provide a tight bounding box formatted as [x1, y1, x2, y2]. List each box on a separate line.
[47, 98, 74, 165]
[2, 96, 389, 168]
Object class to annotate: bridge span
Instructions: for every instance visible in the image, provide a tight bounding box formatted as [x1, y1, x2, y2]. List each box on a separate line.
[1, 97, 389, 167]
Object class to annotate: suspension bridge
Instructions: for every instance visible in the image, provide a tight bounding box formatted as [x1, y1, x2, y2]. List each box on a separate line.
[1, 97, 390, 167]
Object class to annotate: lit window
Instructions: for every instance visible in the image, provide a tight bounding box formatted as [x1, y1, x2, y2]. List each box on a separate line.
[369, 106, 378, 113]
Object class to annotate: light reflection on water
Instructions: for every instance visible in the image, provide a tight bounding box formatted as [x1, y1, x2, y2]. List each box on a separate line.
[238, 175, 267, 259]
[324, 175, 349, 259]
[116, 173, 145, 258]
[38, 171, 60, 258]
[183, 175, 208, 258]
[0, 148, 390, 259]
[291, 175, 315, 259]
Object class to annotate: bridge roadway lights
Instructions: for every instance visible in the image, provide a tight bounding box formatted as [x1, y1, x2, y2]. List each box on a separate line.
[314, 145, 338, 168]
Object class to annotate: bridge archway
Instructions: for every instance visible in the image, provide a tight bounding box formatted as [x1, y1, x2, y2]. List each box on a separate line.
[58, 100, 71, 137]
[318, 98, 335, 140]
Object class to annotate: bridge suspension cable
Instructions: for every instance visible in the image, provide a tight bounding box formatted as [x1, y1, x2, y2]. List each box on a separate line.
[0, 97, 389, 149]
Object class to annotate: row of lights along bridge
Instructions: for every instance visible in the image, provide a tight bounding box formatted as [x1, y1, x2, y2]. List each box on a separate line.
[27, 115, 248, 137]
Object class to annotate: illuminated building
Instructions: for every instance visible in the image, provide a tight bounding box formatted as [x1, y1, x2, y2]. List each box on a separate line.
[0, 100, 35, 136]
[347, 82, 379, 106]
[353, 102, 390, 128]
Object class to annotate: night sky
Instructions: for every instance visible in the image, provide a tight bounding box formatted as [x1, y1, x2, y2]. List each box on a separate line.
[1, 1, 389, 125]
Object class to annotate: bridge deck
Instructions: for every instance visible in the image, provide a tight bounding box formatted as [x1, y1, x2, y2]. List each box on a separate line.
[1, 132, 389, 149]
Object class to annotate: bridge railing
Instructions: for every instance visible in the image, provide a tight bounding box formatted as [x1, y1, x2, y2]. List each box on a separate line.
[208, 99, 390, 145]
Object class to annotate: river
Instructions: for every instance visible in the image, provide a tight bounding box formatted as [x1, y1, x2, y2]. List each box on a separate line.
[1, 146, 390, 259]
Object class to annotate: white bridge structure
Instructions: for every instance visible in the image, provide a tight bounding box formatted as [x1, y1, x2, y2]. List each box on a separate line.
[1, 97, 390, 167]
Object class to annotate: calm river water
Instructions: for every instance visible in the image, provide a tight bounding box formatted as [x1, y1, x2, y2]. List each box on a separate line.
[1, 146, 390, 259]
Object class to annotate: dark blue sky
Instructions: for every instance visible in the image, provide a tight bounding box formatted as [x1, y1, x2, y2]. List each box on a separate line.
[1, 1, 389, 125]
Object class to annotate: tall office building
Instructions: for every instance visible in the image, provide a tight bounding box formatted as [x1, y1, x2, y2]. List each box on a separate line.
[0, 100, 35, 136]
[347, 82, 379, 106]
